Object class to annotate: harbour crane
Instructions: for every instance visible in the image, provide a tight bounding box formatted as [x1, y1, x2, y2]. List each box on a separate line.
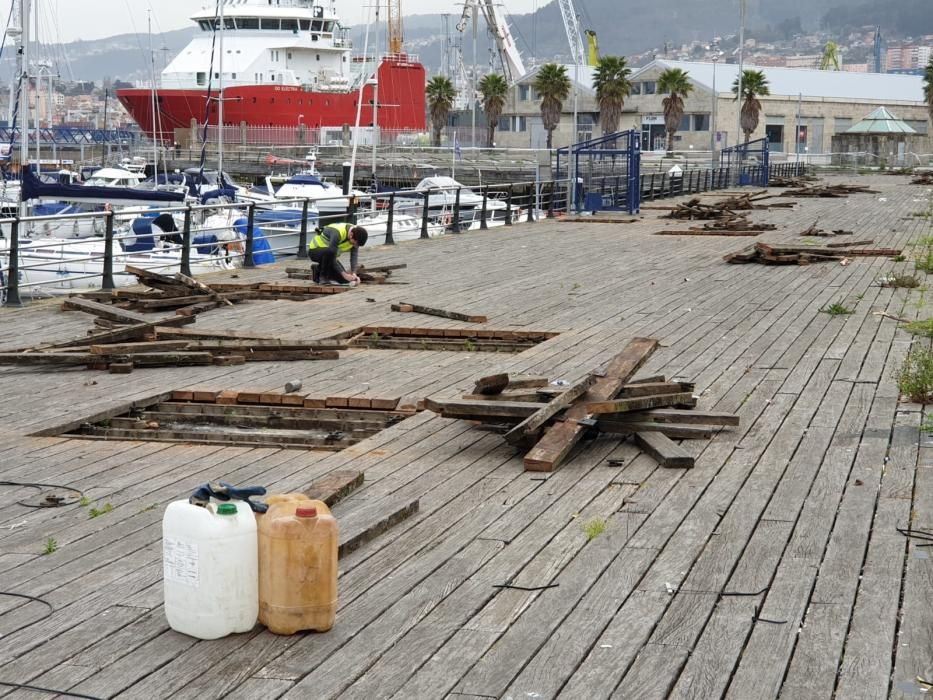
[456, 0, 526, 83]
[387, 0, 403, 55]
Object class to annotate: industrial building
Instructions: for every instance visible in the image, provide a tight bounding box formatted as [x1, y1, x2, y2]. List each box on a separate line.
[497, 59, 931, 161]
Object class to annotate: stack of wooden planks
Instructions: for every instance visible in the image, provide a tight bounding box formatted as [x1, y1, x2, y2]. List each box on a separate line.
[425, 338, 739, 472]
[911, 173, 933, 186]
[724, 240, 901, 265]
[79, 265, 349, 315]
[797, 221, 855, 237]
[657, 196, 782, 236]
[4, 301, 344, 372]
[287, 263, 407, 285]
[782, 183, 880, 198]
[768, 174, 820, 187]
[344, 326, 555, 353]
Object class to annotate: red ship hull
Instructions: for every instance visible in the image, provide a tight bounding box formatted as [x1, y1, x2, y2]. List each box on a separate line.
[117, 57, 425, 140]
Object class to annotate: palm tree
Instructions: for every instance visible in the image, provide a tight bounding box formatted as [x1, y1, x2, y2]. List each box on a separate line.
[425, 76, 457, 147]
[924, 57, 933, 128]
[531, 63, 571, 149]
[732, 69, 770, 144]
[657, 67, 694, 155]
[592, 55, 632, 135]
[479, 73, 508, 147]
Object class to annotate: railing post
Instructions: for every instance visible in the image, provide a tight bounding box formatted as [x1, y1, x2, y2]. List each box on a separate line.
[181, 205, 192, 277]
[420, 189, 431, 239]
[244, 203, 256, 268]
[505, 184, 513, 226]
[452, 187, 462, 233]
[480, 186, 489, 229]
[649, 173, 656, 200]
[297, 198, 310, 259]
[546, 181, 555, 219]
[527, 185, 536, 223]
[347, 195, 358, 225]
[5, 217, 22, 306]
[384, 193, 395, 245]
[102, 209, 115, 290]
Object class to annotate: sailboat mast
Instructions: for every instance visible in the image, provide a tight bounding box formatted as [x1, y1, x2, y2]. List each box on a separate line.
[32, 0, 38, 172]
[148, 10, 158, 173]
[371, 1, 381, 196]
[18, 0, 29, 215]
[217, 0, 224, 177]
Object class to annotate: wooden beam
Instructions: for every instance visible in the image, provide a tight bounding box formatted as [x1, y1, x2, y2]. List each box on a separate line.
[424, 396, 545, 419]
[151, 326, 283, 341]
[506, 376, 550, 389]
[391, 302, 487, 324]
[503, 373, 598, 446]
[523, 338, 659, 472]
[461, 391, 551, 403]
[617, 381, 694, 398]
[626, 408, 739, 426]
[100, 352, 215, 367]
[627, 374, 668, 385]
[89, 340, 190, 355]
[634, 431, 694, 468]
[596, 420, 713, 439]
[61, 297, 150, 324]
[584, 392, 696, 415]
[0, 352, 96, 365]
[337, 498, 419, 558]
[473, 373, 510, 395]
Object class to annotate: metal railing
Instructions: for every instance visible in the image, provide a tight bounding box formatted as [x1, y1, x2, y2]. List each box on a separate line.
[1, 178, 572, 306]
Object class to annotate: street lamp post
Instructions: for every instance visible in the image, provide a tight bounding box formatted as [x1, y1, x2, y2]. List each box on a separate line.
[710, 52, 719, 167]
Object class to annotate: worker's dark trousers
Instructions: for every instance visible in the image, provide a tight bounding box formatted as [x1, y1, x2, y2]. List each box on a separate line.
[309, 248, 347, 283]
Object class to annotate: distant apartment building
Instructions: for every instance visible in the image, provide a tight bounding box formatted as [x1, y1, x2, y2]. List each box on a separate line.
[785, 55, 821, 69]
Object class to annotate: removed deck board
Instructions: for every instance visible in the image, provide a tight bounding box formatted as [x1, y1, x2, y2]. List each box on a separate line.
[523, 337, 659, 472]
[633, 431, 695, 468]
[503, 373, 598, 446]
[391, 303, 487, 324]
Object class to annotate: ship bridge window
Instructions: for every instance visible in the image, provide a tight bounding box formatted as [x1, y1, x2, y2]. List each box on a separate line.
[300, 19, 310, 30]
[282, 19, 299, 32]
[311, 20, 323, 31]
[261, 18, 279, 29]
[196, 72, 206, 86]
[198, 20, 211, 31]
[239, 17, 259, 30]
[224, 18, 235, 30]
[323, 21, 335, 32]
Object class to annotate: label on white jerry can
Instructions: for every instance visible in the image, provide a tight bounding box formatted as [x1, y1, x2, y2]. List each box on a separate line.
[163, 537, 200, 587]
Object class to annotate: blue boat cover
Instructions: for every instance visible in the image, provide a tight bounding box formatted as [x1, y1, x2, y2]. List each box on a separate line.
[22, 169, 185, 205]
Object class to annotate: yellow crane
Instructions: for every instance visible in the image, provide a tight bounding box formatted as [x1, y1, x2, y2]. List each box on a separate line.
[388, 0, 403, 55]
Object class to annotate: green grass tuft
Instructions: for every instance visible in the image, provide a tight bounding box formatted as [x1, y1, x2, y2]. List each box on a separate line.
[897, 345, 933, 403]
[904, 319, 933, 338]
[583, 518, 608, 542]
[821, 302, 853, 316]
[88, 503, 113, 519]
[42, 537, 58, 555]
[881, 273, 921, 289]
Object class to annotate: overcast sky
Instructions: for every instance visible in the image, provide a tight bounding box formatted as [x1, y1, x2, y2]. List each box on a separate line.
[36, 0, 542, 42]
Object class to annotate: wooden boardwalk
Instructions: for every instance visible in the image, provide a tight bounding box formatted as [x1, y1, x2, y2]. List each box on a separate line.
[0, 175, 931, 699]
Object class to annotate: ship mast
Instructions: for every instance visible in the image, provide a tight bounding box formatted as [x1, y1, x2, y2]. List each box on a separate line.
[17, 0, 29, 215]
[217, 0, 224, 178]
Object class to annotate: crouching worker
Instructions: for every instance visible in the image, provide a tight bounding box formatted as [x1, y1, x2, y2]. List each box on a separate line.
[308, 223, 368, 286]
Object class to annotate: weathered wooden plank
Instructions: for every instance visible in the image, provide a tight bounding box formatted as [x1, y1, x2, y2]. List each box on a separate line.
[89, 340, 190, 355]
[391, 302, 487, 324]
[596, 420, 713, 439]
[61, 297, 150, 324]
[505, 376, 550, 389]
[502, 373, 597, 446]
[633, 431, 694, 468]
[472, 373, 510, 395]
[337, 498, 420, 558]
[524, 338, 659, 472]
[627, 408, 740, 426]
[617, 381, 695, 398]
[0, 352, 96, 365]
[585, 392, 696, 415]
[424, 397, 544, 419]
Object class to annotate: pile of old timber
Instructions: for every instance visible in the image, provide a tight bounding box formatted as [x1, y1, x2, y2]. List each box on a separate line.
[0, 300, 344, 372]
[782, 183, 880, 198]
[911, 173, 933, 186]
[425, 338, 739, 472]
[797, 221, 855, 237]
[768, 174, 820, 187]
[656, 196, 781, 236]
[78, 266, 349, 316]
[287, 263, 407, 285]
[724, 240, 901, 265]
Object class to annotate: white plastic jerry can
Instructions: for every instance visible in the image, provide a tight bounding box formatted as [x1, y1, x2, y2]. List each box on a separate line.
[162, 499, 258, 640]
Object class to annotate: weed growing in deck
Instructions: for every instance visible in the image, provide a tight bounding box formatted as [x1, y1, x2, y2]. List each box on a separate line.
[904, 319, 933, 338]
[78, 495, 91, 507]
[881, 273, 921, 289]
[42, 537, 57, 555]
[584, 518, 608, 542]
[897, 345, 933, 402]
[822, 302, 853, 316]
[892, 254, 907, 262]
[88, 503, 113, 519]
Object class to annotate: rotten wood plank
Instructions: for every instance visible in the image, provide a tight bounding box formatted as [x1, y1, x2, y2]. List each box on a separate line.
[585, 392, 697, 415]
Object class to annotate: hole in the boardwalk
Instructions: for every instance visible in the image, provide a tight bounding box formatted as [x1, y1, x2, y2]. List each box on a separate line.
[331, 326, 559, 353]
[62, 390, 420, 450]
